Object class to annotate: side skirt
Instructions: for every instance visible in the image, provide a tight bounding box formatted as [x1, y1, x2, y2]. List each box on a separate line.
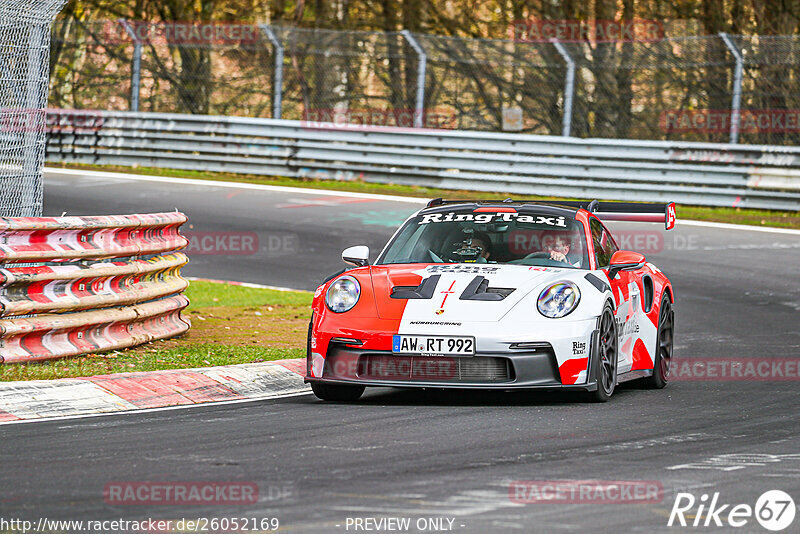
[616, 369, 653, 384]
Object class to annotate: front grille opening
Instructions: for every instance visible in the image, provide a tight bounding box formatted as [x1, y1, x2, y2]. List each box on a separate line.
[357, 355, 512, 382]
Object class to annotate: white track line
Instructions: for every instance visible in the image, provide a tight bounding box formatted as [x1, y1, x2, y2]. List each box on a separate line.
[184, 276, 311, 293]
[44, 167, 800, 235]
[679, 219, 800, 235]
[44, 167, 427, 204]
[0, 390, 313, 427]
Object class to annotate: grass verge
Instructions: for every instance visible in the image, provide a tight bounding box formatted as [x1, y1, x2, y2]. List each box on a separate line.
[51, 163, 800, 229]
[0, 281, 312, 382]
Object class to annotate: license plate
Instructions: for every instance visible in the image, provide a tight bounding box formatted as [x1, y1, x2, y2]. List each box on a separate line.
[392, 335, 475, 356]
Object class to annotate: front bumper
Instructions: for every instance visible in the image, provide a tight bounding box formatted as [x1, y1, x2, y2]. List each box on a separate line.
[305, 330, 601, 391]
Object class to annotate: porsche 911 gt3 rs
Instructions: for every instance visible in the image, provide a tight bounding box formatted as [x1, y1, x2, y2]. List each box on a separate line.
[306, 199, 676, 402]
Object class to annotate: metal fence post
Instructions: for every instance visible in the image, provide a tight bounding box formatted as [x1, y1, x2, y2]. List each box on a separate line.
[260, 25, 284, 120]
[119, 19, 141, 112]
[0, 0, 69, 217]
[401, 30, 427, 129]
[719, 33, 743, 144]
[21, 23, 47, 216]
[551, 39, 575, 137]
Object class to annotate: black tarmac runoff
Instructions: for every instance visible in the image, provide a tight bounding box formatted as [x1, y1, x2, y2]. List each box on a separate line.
[1, 169, 798, 533]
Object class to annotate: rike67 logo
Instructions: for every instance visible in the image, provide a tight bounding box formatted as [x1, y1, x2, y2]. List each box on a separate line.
[668, 490, 796, 531]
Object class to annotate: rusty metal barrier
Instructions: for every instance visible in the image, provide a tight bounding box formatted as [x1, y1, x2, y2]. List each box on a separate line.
[0, 253, 188, 316]
[0, 212, 190, 363]
[0, 212, 187, 263]
[0, 295, 190, 363]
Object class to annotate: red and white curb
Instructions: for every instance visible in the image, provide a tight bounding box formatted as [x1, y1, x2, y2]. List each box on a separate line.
[0, 359, 308, 424]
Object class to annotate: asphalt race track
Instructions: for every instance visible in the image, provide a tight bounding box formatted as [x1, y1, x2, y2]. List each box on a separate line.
[1, 169, 799, 532]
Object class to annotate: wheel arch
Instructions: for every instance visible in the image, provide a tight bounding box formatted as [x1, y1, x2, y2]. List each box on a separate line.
[662, 284, 674, 304]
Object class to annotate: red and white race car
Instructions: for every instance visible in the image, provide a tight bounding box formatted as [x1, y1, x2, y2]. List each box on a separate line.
[306, 199, 676, 402]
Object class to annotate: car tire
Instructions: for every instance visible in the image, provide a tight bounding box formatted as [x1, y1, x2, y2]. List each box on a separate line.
[645, 295, 673, 389]
[589, 304, 618, 403]
[305, 314, 313, 376]
[310, 382, 365, 402]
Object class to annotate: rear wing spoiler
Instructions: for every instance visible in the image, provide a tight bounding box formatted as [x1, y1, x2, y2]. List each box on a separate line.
[550, 201, 677, 230]
[424, 198, 677, 230]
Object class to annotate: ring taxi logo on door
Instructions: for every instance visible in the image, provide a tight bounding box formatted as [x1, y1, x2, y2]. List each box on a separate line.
[666, 202, 676, 230]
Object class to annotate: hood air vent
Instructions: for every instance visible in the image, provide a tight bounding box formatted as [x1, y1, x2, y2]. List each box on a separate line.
[460, 276, 515, 301]
[391, 275, 440, 299]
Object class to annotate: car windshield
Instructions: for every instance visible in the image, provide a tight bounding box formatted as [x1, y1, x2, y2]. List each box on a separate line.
[377, 207, 590, 269]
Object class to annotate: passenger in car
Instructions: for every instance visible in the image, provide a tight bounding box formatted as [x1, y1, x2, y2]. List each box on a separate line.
[544, 234, 581, 267]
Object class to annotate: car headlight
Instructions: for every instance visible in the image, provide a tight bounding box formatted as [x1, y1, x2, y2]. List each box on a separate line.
[325, 276, 361, 313]
[538, 281, 580, 318]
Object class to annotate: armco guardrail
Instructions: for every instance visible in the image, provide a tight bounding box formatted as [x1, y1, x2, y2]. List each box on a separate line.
[45, 110, 800, 210]
[0, 212, 190, 363]
[0, 211, 187, 262]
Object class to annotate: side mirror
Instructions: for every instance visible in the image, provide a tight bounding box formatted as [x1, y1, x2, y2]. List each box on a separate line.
[342, 245, 369, 267]
[607, 250, 646, 279]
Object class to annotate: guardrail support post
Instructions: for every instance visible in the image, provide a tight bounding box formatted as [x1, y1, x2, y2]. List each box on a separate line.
[551, 39, 575, 137]
[401, 30, 427, 128]
[719, 33, 743, 144]
[260, 25, 284, 120]
[119, 19, 141, 112]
